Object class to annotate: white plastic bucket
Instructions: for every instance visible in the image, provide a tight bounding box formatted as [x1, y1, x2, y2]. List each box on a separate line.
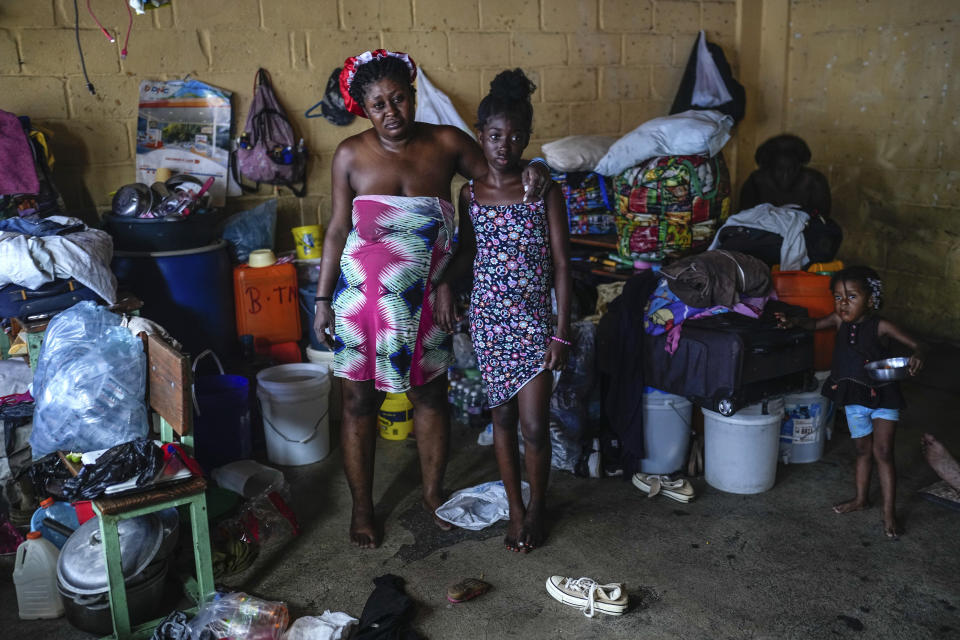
[13, 533, 64, 620]
[306, 346, 341, 424]
[257, 363, 331, 466]
[640, 388, 692, 474]
[780, 388, 831, 464]
[703, 397, 784, 494]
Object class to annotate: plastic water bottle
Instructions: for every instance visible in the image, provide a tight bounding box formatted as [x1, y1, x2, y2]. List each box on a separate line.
[29, 498, 78, 549]
[13, 531, 64, 619]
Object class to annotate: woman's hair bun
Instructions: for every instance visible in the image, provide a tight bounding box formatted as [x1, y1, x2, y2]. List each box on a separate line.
[489, 69, 536, 103]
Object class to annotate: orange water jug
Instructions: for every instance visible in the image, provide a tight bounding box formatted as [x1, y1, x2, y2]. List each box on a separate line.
[773, 271, 835, 370]
[234, 262, 301, 345]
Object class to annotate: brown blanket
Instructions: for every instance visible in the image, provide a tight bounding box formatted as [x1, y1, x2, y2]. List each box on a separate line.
[660, 250, 772, 308]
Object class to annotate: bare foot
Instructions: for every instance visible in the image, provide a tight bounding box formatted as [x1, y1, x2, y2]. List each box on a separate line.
[833, 498, 869, 514]
[504, 516, 527, 553]
[350, 506, 380, 549]
[882, 513, 901, 539]
[921, 433, 960, 492]
[519, 506, 546, 551]
[422, 499, 455, 532]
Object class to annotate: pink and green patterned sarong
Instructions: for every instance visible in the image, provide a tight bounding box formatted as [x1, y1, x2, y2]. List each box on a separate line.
[332, 195, 454, 392]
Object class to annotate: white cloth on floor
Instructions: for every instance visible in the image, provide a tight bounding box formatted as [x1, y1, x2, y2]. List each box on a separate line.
[709, 203, 810, 270]
[435, 480, 531, 530]
[283, 612, 358, 640]
[0, 216, 117, 303]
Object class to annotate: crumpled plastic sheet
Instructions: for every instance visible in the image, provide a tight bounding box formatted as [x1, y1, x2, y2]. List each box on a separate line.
[434, 480, 530, 531]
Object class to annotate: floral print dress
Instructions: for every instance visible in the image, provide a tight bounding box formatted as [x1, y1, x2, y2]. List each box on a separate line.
[467, 182, 553, 407]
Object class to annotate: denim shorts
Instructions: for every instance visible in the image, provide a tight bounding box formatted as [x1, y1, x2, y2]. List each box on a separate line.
[844, 404, 900, 438]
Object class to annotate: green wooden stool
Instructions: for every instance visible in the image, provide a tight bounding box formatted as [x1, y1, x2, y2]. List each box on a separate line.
[91, 334, 215, 640]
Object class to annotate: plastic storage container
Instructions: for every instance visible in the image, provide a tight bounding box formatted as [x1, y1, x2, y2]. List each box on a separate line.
[112, 240, 236, 357]
[772, 271, 835, 370]
[212, 460, 285, 498]
[257, 363, 331, 466]
[639, 388, 692, 474]
[29, 498, 79, 549]
[306, 346, 340, 424]
[14, 531, 64, 620]
[703, 397, 785, 494]
[780, 389, 831, 464]
[193, 350, 252, 472]
[379, 393, 414, 440]
[234, 262, 302, 346]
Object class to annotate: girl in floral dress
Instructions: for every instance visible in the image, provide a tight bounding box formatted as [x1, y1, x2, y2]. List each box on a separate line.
[436, 69, 571, 552]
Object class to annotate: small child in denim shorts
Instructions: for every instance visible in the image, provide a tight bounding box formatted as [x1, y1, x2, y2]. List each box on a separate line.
[779, 266, 924, 539]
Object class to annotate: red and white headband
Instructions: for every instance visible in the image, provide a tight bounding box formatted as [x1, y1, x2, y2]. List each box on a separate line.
[339, 49, 417, 118]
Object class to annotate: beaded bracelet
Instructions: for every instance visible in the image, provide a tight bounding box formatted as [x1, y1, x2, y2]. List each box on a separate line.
[550, 335, 571, 346]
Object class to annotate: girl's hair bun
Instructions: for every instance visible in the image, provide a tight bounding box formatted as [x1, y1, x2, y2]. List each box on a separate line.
[489, 69, 536, 103]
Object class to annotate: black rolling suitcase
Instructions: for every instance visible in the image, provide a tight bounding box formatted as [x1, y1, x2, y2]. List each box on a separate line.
[644, 312, 814, 415]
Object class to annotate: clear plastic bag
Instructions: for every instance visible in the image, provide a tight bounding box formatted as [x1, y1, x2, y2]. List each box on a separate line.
[221, 199, 278, 263]
[692, 30, 733, 108]
[188, 592, 289, 640]
[30, 302, 148, 459]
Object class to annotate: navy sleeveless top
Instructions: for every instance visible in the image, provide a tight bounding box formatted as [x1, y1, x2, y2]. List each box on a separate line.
[822, 315, 904, 409]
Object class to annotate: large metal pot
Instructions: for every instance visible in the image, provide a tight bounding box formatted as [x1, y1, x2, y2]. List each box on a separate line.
[59, 560, 169, 635]
[57, 513, 172, 634]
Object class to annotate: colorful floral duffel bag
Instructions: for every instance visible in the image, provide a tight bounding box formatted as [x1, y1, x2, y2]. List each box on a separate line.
[552, 170, 616, 235]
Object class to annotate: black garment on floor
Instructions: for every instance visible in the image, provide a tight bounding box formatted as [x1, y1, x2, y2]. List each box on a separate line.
[354, 574, 422, 640]
[596, 271, 659, 476]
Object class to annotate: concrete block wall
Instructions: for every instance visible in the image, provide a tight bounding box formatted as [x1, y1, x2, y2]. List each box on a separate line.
[784, 0, 959, 339]
[0, 0, 736, 251]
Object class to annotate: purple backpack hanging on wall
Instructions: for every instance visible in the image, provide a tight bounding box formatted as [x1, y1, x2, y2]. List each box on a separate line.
[234, 68, 307, 197]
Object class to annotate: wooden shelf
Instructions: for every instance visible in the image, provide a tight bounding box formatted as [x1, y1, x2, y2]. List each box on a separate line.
[569, 234, 617, 250]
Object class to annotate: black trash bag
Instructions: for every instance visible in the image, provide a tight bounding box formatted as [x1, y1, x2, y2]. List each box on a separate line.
[22, 452, 74, 501]
[62, 438, 164, 501]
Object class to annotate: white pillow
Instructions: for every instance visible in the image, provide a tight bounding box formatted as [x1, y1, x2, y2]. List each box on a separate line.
[541, 135, 618, 172]
[593, 110, 734, 177]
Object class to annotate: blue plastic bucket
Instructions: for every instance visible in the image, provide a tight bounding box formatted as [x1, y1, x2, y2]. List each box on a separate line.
[192, 350, 251, 471]
[299, 284, 324, 350]
[112, 240, 236, 357]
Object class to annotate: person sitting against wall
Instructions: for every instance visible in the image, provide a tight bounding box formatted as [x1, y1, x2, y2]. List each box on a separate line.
[739, 134, 831, 217]
[312, 49, 551, 549]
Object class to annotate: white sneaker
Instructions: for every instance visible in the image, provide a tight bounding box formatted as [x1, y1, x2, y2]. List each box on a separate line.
[545, 575, 628, 617]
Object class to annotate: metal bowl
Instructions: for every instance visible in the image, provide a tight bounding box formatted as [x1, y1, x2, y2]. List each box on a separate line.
[111, 183, 153, 218]
[864, 357, 911, 382]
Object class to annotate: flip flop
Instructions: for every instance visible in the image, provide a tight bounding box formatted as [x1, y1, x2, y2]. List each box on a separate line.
[446, 578, 492, 603]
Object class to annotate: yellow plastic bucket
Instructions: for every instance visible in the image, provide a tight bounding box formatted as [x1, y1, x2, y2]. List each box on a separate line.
[292, 224, 323, 259]
[378, 392, 413, 440]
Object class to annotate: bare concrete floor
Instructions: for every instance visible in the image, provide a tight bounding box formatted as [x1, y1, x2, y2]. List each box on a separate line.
[3, 348, 959, 639]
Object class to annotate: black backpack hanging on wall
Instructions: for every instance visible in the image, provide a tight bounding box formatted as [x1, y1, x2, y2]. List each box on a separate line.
[233, 69, 307, 197]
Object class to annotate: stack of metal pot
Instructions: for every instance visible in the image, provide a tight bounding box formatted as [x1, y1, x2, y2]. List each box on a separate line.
[56, 509, 179, 635]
